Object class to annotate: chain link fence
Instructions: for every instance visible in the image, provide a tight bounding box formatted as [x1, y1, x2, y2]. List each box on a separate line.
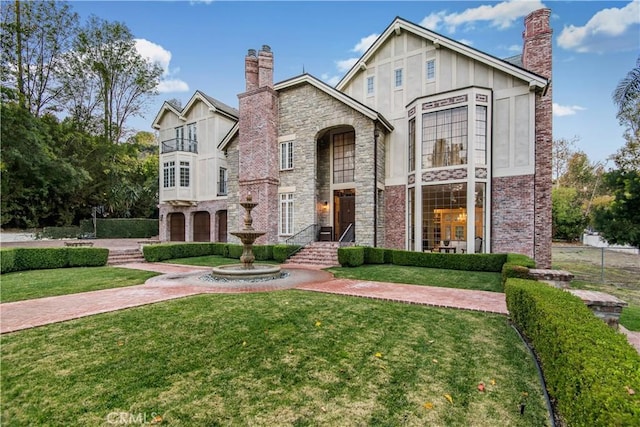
[552, 245, 640, 286]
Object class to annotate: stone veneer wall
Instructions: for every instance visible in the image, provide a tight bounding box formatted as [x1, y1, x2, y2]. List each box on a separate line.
[523, 8, 553, 268]
[384, 185, 406, 249]
[491, 175, 535, 258]
[158, 199, 228, 242]
[278, 83, 378, 246]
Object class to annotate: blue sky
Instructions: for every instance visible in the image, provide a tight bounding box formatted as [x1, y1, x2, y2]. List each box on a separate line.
[71, 0, 639, 165]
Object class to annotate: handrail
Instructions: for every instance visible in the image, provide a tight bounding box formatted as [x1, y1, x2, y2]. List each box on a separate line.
[338, 223, 355, 246]
[285, 224, 319, 256]
[161, 138, 198, 154]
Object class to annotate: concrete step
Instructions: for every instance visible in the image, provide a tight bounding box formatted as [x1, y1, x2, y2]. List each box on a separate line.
[108, 249, 145, 265]
[286, 242, 340, 266]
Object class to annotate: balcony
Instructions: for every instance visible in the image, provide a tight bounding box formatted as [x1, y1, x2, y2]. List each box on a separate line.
[161, 138, 198, 154]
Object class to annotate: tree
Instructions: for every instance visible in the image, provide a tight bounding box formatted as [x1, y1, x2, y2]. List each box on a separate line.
[56, 16, 162, 143]
[0, 0, 79, 116]
[552, 187, 587, 241]
[592, 170, 640, 248]
[611, 55, 640, 172]
[552, 136, 578, 187]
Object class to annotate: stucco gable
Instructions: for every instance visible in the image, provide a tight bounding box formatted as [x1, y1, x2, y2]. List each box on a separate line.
[151, 101, 182, 129]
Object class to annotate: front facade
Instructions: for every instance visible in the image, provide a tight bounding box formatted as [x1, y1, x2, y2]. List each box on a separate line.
[154, 9, 553, 267]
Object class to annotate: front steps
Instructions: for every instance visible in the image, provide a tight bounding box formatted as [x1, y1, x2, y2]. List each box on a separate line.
[108, 249, 145, 265]
[286, 242, 340, 266]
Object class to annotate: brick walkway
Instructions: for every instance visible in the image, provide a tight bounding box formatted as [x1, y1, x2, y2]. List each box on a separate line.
[1, 262, 639, 355]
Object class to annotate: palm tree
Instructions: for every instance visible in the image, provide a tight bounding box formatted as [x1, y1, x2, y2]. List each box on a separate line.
[612, 56, 640, 116]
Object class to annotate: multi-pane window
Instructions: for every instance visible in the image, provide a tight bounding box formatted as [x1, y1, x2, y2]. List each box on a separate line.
[421, 106, 468, 168]
[179, 161, 190, 187]
[175, 126, 184, 151]
[426, 59, 436, 80]
[163, 161, 175, 188]
[408, 118, 416, 172]
[218, 167, 227, 195]
[279, 193, 294, 235]
[333, 131, 355, 183]
[394, 68, 403, 88]
[280, 140, 294, 170]
[475, 106, 487, 165]
[366, 76, 374, 95]
[187, 123, 197, 152]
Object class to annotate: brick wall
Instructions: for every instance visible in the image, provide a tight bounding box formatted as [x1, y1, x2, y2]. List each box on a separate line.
[384, 185, 406, 249]
[491, 175, 535, 258]
[159, 200, 228, 242]
[523, 8, 553, 268]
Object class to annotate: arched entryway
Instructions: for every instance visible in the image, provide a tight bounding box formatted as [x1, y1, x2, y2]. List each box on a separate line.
[193, 211, 211, 242]
[217, 210, 228, 242]
[168, 213, 185, 241]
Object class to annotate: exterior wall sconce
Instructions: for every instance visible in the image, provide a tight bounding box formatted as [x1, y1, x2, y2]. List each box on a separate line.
[323, 200, 329, 211]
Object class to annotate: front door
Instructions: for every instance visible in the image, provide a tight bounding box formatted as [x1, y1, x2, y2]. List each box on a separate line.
[334, 189, 355, 241]
[169, 213, 185, 241]
[193, 211, 210, 242]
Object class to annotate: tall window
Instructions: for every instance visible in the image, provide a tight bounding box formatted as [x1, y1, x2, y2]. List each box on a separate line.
[279, 193, 294, 235]
[366, 76, 374, 95]
[179, 161, 190, 187]
[394, 68, 403, 88]
[408, 118, 416, 172]
[475, 106, 487, 165]
[163, 161, 175, 188]
[280, 140, 294, 170]
[218, 167, 227, 195]
[333, 131, 355, 183]
[426, 59, 436, 81]
[474, 183, 485, 253]
[187, 123, 197, 152]
[422, 106, 468, 168]
[175, 126, 184, 151]
[422, 183, 467, 251]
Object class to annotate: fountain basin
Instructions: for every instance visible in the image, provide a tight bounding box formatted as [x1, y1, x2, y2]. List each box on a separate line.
[210, 264, 283, 281]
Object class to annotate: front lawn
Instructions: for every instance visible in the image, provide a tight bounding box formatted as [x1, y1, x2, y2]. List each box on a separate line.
[327, 264, 503, 292]
[0, 267, 158, 303]
[1, 291, 549, 426]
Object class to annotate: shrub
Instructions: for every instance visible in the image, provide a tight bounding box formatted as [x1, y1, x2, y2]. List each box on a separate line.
[501, 263, 530, 291]
[253, 245, 273, 261]
[273, 245, 300, 263]
[389, 249, 506, 272]
[506, 253, 536, 268]
[506, 279, 640, 426]
[67, 248, 109, 267]
[226, 244, 243, 259]
[364, 247, 386, 264]
[0, 247, 108, 274]
[1, 248, 17, 273]
[338, 247, 364, 267]
[39, 226, 81, 239]
[142, 243, 216, 262]
[80, 218, 158, 238]
[15, 248, 68, 271]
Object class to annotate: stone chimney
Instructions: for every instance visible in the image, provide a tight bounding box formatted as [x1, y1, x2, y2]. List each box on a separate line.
[237, 45, 279, 244]
[523, 8, 553, 269]
[258, 45, 274, 89]
[245, 49, 258, 91]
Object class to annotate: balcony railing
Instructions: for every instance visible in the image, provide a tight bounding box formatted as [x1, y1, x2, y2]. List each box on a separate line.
[161, 138, 198, 154]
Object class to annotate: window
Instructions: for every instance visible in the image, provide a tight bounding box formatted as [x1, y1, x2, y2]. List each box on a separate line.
[163, 161, 175, 188]
[421, 106, 468, 168]
[280, 140, 294, 170]
[179, 161, 190, 187]
[366, 76, 374, 95]
[333, 131, 355, 183]
[475, 106, 487, 165]
[422, 183, 467, 251]
[187, 123, 197, 152]
[175, 126, 184, 151]
[395, 68, 403, 88]
[408, 118, 416, 172]
[218, 167, 227, 195]
[426, 59, 436, 81]
[279, 193, 294, 235]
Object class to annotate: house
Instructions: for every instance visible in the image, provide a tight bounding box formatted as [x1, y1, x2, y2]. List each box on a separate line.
[154, 8, 553, 268]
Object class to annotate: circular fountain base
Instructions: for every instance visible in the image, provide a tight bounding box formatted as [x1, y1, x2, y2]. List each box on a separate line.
[210, 264, 283, 281]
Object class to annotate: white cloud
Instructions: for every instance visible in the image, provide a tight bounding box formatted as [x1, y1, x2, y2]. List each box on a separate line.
[336, 57, 358, 73]
[321, 73, 341, 87]
[553, 103, 586, 117]
[458, 39, 474, 46]
[557, 1, 640, 53]
[189, 0, 213, 4]
[507, 44, 521, 53]
[352, 33, 379, 55]
[420, 0, 545, 33]
[135, 38, 189, 93]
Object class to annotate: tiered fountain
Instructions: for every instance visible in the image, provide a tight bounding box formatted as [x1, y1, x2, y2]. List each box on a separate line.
[210, 194, 282, 281]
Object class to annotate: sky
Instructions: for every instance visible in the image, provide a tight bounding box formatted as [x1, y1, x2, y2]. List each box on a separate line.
[70, 0, 640, 165]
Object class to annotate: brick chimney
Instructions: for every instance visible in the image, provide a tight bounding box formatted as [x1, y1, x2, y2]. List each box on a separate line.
[523, 8, 553, 268]
[236, 45, 279, 244]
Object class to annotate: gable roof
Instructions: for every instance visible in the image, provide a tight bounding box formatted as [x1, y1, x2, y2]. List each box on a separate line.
[152, 90, 238, 130]
[336, 16, 548, 92]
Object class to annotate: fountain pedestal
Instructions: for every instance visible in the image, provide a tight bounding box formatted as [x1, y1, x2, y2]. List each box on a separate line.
[210, 195, 282, 281]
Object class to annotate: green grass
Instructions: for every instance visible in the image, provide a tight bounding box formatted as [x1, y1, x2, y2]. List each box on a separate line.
[0, 267, 158, 303]
[166, 255, 279, 267]
[568, 279, 640, 331]
[326, 264, 503, 292]
[1, 292, 550, 426]
[620, 305, 640, 331]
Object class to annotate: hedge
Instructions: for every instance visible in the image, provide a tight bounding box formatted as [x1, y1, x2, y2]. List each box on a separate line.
[505, 278, 640, 426]
[0, 247, 109, 274]
[363, 246, 386, 264]
[391, 249, 507, 272]
[79, 218, 158, 238]
[501, 253, 536, 291]
[273, 245, 301, 263]
[143, 243, 296, 263]
[338, 247, 365, 267]
[39, 226, 82, 239]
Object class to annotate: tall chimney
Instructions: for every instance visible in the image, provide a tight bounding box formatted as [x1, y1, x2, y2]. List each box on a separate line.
[258, 45, 274, 89]
[523, 8, 553, 269]
[245, 49, 258, 91]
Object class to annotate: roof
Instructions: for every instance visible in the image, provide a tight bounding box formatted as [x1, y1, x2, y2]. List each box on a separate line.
[336, 16, 548, 92]
[152, 90, 238, 129]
